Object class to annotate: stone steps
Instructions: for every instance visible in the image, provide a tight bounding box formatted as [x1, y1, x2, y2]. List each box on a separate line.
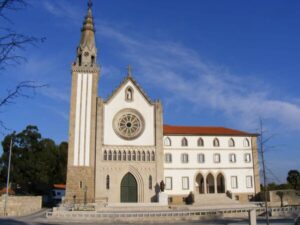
[194, 193, 239, 206]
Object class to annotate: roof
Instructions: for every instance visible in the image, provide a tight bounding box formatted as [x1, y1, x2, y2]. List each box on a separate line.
[163, 125, 258, 136]
[0, 187, 15, 195]
[53, 184, 66, 190]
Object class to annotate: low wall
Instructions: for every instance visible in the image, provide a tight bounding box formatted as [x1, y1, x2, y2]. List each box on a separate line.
[0, 195, 42, 216]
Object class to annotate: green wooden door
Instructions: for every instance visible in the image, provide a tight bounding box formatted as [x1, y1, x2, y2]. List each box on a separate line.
[121, 173, 137, 202]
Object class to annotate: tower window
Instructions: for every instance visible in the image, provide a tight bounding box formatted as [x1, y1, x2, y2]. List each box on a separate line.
[125, 87, 133, 101]
[137, 151, 141, 161]
[147, 151, 150, 161]
[149, 175, 152, 190]
[151, 151, 155, 161]
[104, 151, 107, 160]
[108, 151, 112, 160]
[118, 151, 122, 161]
[123, 151, 126, 161]
[113, 151, 117, 160]
[91, 55, 95, 66]
[106, 175, 110, 190]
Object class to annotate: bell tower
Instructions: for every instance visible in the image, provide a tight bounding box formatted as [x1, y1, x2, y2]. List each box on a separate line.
[65, 1, 100, 203]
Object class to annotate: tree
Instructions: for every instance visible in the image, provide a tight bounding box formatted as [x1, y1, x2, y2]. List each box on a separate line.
[0, 125, 68, 195]
[0, 0, 46, 131]
[276, 191, 284, 207]
[287, 170, 300, 190]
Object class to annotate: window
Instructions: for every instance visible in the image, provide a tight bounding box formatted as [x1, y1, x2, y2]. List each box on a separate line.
[214, 153, 221, 163]
[197, 153, 205, 163]
[149, 175, 152, 190]
[213, 138, 220, 147]
[181, 137, 188, 146]
[118, 151, 122, 161]
[229, 138, 235, 147]
[229, 153, 236, 163]
[123, 151, 126, 161]
[246, 176, 253, 188]
[104, 151, 107, 160]
[182, 177, 189, 190]
[142, 151, 146, 161]
[164, 137, 171, 146]
[244, 138, 250, 147]
[128, 151, 131, 161]
[165, 177, 172, 190]
[231, 176, 238, 189]
[244, 153, 251, 163]
[113, 151, 117, 161]
[79, 181, 83, 189]
[132, 151, 136, 161]
[147, 151, 150, 161]
[125, 87, 133, 101]
[181, 153, 189, 163]
[106, 175, 110, 190]
[137, 151, 141, 161]
[165, 153, 172, 163]
[108, 151, 112, 160]
[197, 138, 204, 147]
[151, 151, 155, 161]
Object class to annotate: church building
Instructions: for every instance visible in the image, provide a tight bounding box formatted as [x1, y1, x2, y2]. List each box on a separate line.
[65, 3, 260, 205]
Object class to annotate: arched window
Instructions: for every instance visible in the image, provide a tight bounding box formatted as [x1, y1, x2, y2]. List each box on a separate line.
[108, 151, 112, 160]
[123, 151, 126, 161]
[198, 138, 204, 147]
[113, 151, 117, 160]
[106, 175, 110, 190]
[104, 150, 107, 160]
[151, 151, 155, 161]
[181, 137, 188, 147]
[213, 138, 220, 147]
[147, 151, 150, 161]
[149, 175, 152, 190]
[118, 151, 122, 161]
[125, 87, 133, 101]
[244, 138, 250, 147]
[137, 151, 141, 161]
[128, 151, 131, 161]
[133, 151, 136, 161]
[228, 138, 235, 147]
[142, 151, 146, 161]
[164, 137, 171, 146]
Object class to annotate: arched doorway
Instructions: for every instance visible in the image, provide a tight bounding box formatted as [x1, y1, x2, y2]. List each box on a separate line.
[217, 173, 225, 193]
[206, 173, 215, 194]
[195, 173, 205, 194]
[120, 172, 138, 202]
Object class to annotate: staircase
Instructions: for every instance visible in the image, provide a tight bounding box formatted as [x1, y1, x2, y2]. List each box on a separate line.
[194, 193, 239, 206]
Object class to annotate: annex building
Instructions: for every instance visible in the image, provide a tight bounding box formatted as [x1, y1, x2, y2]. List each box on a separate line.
[65, 4, 260, 205]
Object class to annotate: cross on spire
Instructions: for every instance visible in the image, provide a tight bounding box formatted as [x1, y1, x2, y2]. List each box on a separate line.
[127, 65, 133, 77]
[88, 0, 93, 9]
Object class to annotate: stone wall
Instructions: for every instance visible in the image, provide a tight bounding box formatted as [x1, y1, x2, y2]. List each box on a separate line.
[0, 195, 42, 216]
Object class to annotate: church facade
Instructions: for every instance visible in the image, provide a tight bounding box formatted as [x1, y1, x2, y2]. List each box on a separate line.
[65, 4, 260, 205]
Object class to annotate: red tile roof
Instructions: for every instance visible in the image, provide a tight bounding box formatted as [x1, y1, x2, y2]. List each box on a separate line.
[163, 125, 258, 136]
[53, 184, 66, 189]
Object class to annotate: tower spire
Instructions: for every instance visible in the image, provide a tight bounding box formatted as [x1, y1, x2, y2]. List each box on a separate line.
[75, 1, 97, 68]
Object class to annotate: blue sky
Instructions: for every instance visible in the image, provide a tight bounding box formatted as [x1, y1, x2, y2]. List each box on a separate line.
[1, 0, 300, 183]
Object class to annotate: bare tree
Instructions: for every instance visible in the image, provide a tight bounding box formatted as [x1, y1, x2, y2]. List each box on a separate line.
[0, 0, 46, 131]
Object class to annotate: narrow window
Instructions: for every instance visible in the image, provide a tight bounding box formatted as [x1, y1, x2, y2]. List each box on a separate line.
[79, 181, 83, 189]
[108, 151, 112, 160]
[91, 55, 95, 66]
[142, 151, 146, 161]
[128, 151, 131, 161]
[214, 153, 221, 163]
[123, 151, 126, 161]
[229, 153, 236, 163]
[147, 151, 150, 161]
[106, 175, 110, 190]
[244, 138, 250, 147]
[229, 138, 235, 147]
[133, 151, 136, 161]
[149, 175, 152, 190]
[244, 153, 251, 163]
[165, 153, 172, 163]
[118, 151, 122, 161]
[151, 151, 155, 161]
[113, 151, 117, 161]
[181, 137, 188, 147]
[198, 138, 204, 147]
[181, 153, 189, 163]
[213, 138, 220, 147]
[164, 137, 171, 146]
[104, 150, 107, 160]
[246, 176, 253, 188]
[165, 177, 173, 190]
[231, 176, 238, 189]
[137, 151, 141, 161]
[125, 87, 133, 101]
[197, 153, 205, 163]
[182, 177, 189, 190]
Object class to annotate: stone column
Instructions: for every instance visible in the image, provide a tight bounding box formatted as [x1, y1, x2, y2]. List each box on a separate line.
[214, 177, 217, 193]
[204, 176, 207, 194]
[248, 209, 257, 225]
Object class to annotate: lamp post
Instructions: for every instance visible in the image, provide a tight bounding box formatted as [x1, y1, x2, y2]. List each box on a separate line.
[3, 133, 14, 216]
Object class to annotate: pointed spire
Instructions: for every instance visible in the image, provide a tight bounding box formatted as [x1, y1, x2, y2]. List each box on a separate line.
[127, 64, 133, 77]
